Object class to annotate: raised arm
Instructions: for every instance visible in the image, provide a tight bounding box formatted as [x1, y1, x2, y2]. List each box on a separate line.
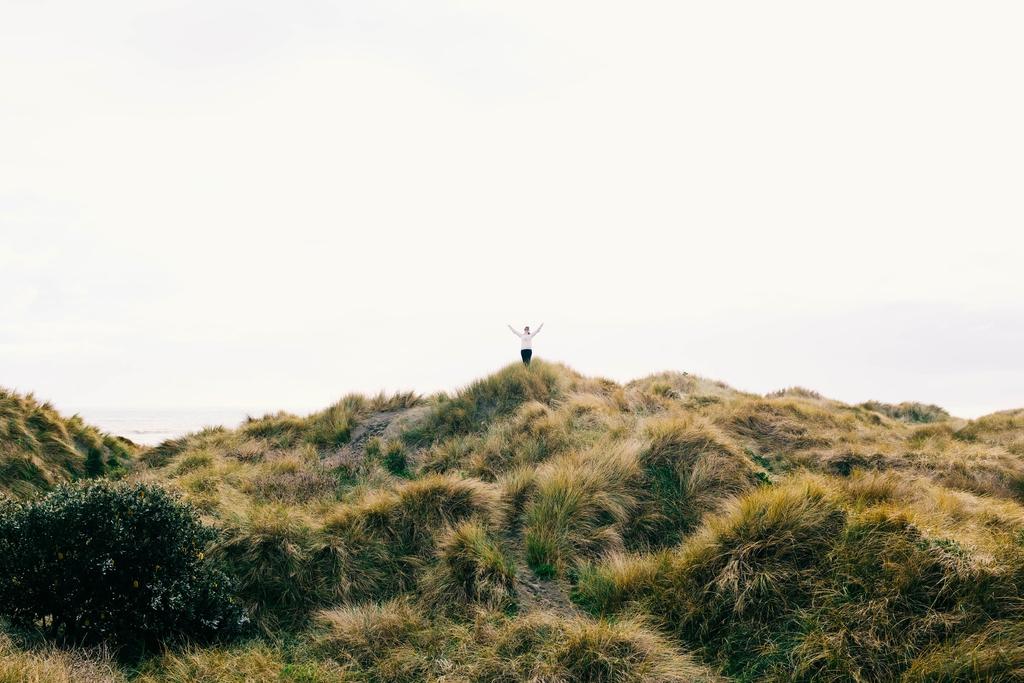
[532, 323, 544, 336]
[508, 324, 522, 337]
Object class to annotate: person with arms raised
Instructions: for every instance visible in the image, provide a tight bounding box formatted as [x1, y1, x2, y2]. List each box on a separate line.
[508, 323, 543, 365]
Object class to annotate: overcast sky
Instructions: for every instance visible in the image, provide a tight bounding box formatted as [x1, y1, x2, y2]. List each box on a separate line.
[2, 1, 1022, 421]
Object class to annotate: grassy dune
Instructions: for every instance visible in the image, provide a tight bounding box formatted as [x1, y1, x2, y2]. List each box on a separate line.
[3, 362, 1024, 681]
[0, 388, 135, 498]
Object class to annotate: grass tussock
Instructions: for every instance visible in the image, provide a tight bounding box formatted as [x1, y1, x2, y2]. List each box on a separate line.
[900, 620, 1024, 682]
[241, 395, 367, 451]
[419, 393, 626, 482]
[232, 393, 422, 455]
[860, 400, 951, 424]
[523, 443, 641, 577]
[132, 390, 434, 521]
[720, 398, 840, 453]
[344, 474, 503, 557]
[628, 414, 762, 548]
[574, 478, 846, 664]
[211, 504, 321, 633]
[902, 425, 1024, 502]
[626, 372, 746, 407]
[404, 361, 567, 445]
[210, 472, 503, 632]
[133, 642, 347, 683]
[575, 472, 1024, 680]
[781, 505, 1019, 681]
[314, 601, 721, 682]
[319, 475, 503, 605]
[419, 521, 517, 612]
[495, 465, 537, 528]
[0, 630, 123, 683]
[767, 386, 825, 400]
[239, 448, 338, 503]
[958, 408, 1024, 456]
[0, 388, 134, 498]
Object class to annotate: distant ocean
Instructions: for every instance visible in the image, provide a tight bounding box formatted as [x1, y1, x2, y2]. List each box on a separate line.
[79, 409, 257, 446]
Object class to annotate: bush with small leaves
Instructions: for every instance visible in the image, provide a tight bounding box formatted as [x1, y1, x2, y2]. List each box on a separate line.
[0, 481, 246, 655]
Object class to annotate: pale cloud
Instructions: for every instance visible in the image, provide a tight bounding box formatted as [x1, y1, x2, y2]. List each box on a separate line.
[1, 1, 1021, 418]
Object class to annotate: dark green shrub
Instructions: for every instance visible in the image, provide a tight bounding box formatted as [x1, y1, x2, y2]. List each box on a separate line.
[0, 481, 246, 654]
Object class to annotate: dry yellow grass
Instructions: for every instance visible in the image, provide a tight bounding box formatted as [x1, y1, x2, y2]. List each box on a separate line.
[314, 601, 723, 682]
[0, 633, 123, 683]
[3, 361, 1022, 681]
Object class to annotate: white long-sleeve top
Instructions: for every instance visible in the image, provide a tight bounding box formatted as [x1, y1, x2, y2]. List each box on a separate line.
[508, 323, 543, 349]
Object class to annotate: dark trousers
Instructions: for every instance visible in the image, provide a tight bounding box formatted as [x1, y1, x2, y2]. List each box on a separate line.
[521, 349, 532, 365]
